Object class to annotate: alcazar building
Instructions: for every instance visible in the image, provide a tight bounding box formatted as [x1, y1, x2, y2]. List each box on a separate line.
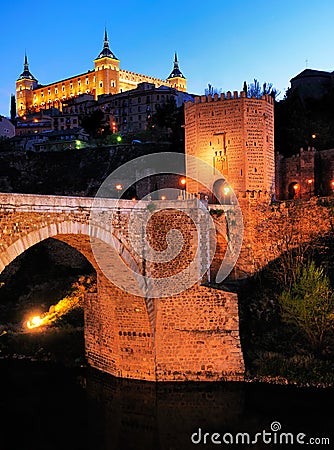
[16, 29, 187, 117]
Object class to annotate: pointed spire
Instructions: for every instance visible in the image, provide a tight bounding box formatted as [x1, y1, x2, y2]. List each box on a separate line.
[18, 52, 37, 81]
[96, 28, 118, 60]
[167, 52, 185, 80]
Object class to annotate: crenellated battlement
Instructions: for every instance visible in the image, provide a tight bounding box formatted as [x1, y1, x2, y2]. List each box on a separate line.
[184, 87, 275, 200]
[185, 91, 274, 108]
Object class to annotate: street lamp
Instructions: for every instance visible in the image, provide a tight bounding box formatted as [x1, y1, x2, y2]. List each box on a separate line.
[222, 186, 231, 204]
[293, 183, 299, 198]
[179, 177, 186, 199]
[306, 178, 313, 198]
[115, 183, 122, 199]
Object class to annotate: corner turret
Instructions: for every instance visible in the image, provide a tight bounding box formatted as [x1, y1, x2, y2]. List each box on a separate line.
[16, 53, 38, 116]
[166, 53, 186, 92]
[94, 29, 120, 97]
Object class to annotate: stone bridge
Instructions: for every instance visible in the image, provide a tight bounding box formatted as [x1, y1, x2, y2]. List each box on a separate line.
[0, 193, 245, 382]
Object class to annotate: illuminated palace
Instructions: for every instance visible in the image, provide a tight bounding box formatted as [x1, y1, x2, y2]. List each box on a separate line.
[16, 30, 187, 117]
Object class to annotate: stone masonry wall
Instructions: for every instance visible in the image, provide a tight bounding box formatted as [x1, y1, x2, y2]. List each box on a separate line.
[155, 283, 244, 381]
[210, 196, 333, 281]
[0, 192, 245, 381]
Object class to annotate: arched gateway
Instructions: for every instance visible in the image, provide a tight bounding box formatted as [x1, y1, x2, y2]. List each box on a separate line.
[0, 193, 245, 382]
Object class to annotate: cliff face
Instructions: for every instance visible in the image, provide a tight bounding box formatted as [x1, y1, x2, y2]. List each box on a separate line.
[0, 144, 175, 197]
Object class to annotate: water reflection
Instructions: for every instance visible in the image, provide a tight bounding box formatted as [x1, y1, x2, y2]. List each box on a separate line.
[1, 360, 334, 450]
[86, 367, 334, 449]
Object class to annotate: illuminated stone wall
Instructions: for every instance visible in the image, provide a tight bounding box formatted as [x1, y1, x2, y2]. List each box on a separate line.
[0, 193, 332, 380]
[184, 91, 275, 199]
[0, 193, 243, 382]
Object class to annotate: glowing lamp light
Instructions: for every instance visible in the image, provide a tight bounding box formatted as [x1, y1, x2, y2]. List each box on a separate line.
[115, 184, 122, 191]
[311, 134, 316, 139]
[331, 180, 334, 188]
[116, 136, 122, 142]
[180, 177, 186, 186]
[223, 186, 231, 195]
[307, 179, 313, 184]
[161, 195, 166, 200]
[26, 315, 43, 329]
[293, 184, 299, 191]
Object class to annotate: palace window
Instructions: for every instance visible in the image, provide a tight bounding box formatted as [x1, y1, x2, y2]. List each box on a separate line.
[62, 85, 65, 92]
[55, 87, 58, 94]
[99, 81, 103, 88]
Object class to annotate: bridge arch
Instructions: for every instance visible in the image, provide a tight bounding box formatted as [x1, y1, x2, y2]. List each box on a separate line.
[0, 218, 157, 381]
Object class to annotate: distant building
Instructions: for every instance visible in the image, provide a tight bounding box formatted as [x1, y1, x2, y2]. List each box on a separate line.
[290, 68, 334, 99]
[184, 91, 275, 200]
[32, 128, 89, 152]
[276, 147, 334, 199]
[16, 31, 187, 117]
[62, 82, 193, 135]
[10, 127, 89, 152]
[0, 116, 15, 138]
[15, 111, 80, 136]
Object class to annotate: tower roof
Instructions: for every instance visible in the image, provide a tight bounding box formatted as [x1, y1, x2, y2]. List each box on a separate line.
[17, 53, 37, 81]
[95, 28, 118, 60]
[167, 53, 185, 79]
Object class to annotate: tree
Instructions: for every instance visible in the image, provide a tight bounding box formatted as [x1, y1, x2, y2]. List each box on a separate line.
[150, 97, 184, 146]
[275, 86, 334, 155]
[10, 94, 16, 123]
[81, 110, 106, 138]
[246, 79, 280, 99]
[204, 83, 222, 97]
[278, 261, 334, 353]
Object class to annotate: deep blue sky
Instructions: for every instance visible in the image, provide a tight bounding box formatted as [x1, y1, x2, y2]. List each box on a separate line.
[1, 0, 334, 117]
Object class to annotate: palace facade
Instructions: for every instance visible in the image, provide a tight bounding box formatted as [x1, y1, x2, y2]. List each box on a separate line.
[16, 30, 187, 117]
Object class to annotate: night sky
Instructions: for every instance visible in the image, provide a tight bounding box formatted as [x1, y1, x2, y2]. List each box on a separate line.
[1, 0, 334, 116]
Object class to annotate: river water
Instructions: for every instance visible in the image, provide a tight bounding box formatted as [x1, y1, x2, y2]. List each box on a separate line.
[1, 359, 333, 450]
